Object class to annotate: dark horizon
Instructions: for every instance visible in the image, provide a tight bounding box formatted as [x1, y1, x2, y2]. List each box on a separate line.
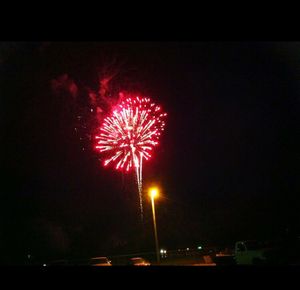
[0, 42, 299, 263]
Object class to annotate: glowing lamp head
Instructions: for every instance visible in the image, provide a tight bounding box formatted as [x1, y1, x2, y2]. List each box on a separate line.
[149, 187, 159, 199]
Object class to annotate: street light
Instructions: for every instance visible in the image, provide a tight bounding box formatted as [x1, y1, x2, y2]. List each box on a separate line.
[149, 187, 160, 264]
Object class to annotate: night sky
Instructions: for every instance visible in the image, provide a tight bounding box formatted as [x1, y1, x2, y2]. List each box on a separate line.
[0, 42, 299, 263]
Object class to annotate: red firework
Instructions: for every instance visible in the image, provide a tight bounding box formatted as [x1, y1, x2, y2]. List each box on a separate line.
[94, 94, 167, 219]
[95, 94, 166, 172]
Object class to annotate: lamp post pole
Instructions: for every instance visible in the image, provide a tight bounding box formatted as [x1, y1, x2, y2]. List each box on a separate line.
[150, 193, 160, 264]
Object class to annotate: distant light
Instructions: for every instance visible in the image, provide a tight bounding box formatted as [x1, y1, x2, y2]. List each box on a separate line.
[160, 249, 164, 254]
[186, 248, 189, 251]
[164, 250, 167, 254]
[198, 246, 202, 250]
[43, 264, 47, 267]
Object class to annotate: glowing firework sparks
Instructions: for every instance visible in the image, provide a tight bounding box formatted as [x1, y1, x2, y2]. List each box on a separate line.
[95, 94, 167, 220]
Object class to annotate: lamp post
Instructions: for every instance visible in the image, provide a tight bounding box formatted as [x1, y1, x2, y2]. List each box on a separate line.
[149, 187, 160, 264]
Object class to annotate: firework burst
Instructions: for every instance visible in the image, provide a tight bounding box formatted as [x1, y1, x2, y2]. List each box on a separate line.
[95, 94, 167, 220]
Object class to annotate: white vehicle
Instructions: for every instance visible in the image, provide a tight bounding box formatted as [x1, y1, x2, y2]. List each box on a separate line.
[234, 240, 268, 265]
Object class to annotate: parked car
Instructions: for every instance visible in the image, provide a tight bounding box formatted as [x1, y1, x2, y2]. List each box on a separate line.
[90, 257, 112, 266]
[213, 248, 236, 265]
[234, 240, 272, 265]
[128, 257, 150, 266]
[235, 238, 300, 265]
